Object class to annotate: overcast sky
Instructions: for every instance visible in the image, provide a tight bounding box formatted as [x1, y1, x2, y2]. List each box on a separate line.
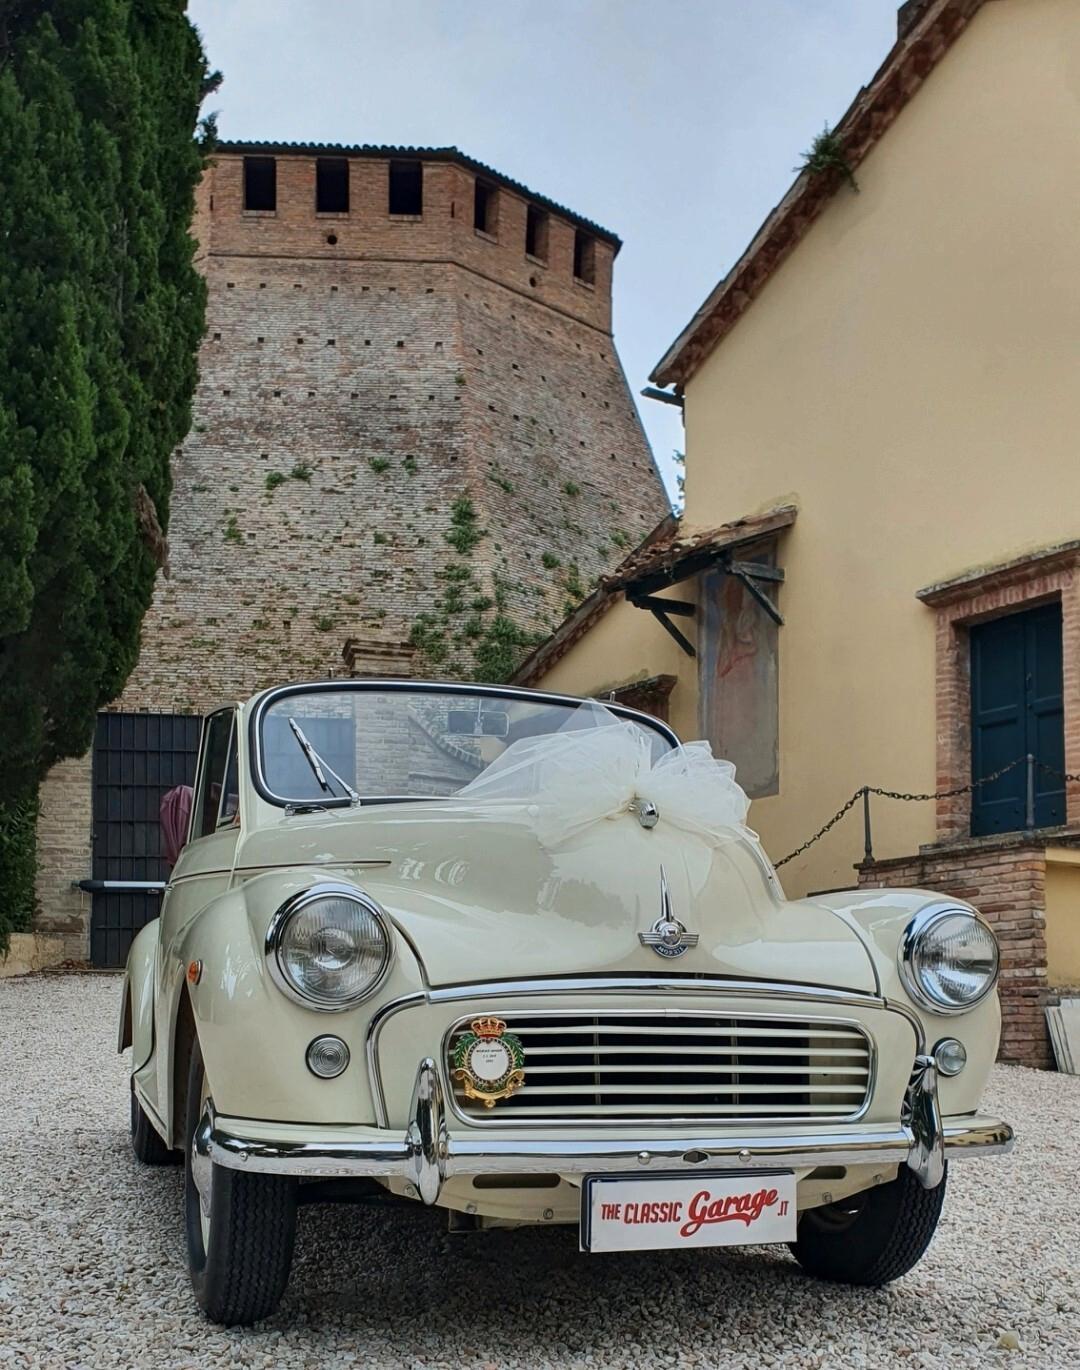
[187, 0, 904, 501]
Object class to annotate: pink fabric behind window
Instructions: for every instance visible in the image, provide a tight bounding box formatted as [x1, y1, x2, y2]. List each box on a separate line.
[160, 785, 194, 869]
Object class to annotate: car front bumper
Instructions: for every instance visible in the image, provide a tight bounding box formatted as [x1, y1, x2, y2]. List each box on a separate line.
[195, 1055, 1013, 1206]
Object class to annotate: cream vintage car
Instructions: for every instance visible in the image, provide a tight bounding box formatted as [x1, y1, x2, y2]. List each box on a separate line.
[119, 679, 1012, 1325]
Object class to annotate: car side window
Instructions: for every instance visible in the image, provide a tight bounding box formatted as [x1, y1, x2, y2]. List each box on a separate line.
[218, 725, 240, 828]
[193, 710, 234, 840]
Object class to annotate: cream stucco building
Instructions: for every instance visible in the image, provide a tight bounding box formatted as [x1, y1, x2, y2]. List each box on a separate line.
[515, 0, 1080, 1066]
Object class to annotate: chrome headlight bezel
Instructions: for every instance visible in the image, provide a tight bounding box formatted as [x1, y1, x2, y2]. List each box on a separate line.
[898, 903, 1000, 1016]
[265, 882, 394, 1011]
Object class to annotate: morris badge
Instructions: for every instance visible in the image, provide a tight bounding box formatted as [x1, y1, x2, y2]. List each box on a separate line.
[638, 866, 699, 959]
[452, 1017, 526, 1108]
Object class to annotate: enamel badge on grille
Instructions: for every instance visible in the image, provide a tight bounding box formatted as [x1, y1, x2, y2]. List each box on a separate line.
[452, 1017, 526, 1108]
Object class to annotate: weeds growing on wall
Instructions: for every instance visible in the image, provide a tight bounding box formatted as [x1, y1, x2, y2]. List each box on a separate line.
[797, 124, 859, 193]
[445, 495, 484, 555]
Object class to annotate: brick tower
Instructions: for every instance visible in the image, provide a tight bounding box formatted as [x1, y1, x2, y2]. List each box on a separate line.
[118, 142, 668, 709]
[32, 143, 668, 963]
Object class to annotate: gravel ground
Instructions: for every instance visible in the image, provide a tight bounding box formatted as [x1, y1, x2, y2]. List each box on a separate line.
[1, 974, 1077, 1370]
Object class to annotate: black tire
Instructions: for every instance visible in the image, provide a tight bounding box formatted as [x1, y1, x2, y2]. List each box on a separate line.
[790, 1164, 947, 1286]
[130, 1079, 179, 1165]
[183, 1036, 298, 1325]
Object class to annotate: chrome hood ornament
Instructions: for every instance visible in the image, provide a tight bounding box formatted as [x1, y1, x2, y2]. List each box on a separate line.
[638, 866, 699, 959]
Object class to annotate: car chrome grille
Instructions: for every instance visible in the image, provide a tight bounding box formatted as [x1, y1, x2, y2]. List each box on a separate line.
[447, 1013, 872, 1124]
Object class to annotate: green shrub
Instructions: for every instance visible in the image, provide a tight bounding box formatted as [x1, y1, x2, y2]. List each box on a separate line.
[797, 124, 859, 193]
[0, 791, 39, 955]
[0, 1, 214, 894]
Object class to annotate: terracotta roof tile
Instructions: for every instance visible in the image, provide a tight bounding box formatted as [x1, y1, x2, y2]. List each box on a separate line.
[601, 504, 798, 593]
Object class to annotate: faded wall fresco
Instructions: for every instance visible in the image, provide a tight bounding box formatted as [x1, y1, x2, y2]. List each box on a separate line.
[698, 561, 779, 798]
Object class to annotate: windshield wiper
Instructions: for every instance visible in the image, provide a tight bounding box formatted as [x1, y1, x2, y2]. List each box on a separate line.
[287, 718, 361, 805]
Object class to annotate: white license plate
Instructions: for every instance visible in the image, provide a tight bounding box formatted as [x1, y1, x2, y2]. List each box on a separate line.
[581, 1172, 797, 1253]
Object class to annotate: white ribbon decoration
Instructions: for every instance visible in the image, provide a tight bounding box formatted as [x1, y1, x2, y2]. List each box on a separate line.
[455, 702, 753, 849]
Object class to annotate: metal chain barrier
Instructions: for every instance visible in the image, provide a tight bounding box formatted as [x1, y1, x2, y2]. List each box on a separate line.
[864, 754, 1027, 804]
[774, 753, 1048, 869]
[773, 790, 866, 868]
[1034, 759, 1080, 785]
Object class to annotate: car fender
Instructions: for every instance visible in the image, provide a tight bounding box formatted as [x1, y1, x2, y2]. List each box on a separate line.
[119, 918, 160, 1072]
[808, 886, 1002, 1113]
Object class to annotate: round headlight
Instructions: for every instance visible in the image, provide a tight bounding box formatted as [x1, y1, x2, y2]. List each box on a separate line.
[899, 906, 999, 1015]
[267, 884, 392, 1010]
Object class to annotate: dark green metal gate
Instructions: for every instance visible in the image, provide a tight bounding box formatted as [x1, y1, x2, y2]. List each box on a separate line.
[89, 712, 201, 967]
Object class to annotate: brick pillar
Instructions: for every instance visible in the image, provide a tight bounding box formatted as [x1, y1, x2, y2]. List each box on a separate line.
[858, 836, 1053, 1068]
[342, 638, 417, 679]
[33, 752, 93, 963]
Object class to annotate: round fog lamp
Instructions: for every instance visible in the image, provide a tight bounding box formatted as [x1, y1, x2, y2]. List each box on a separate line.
[306, 1035, 350, 1079]
[933, 1037, 967, 1077]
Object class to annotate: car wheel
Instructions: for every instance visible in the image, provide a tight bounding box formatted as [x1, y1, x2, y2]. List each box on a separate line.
[183, 1035, 298, 1325]
[130, 1078, 179, 1165]
[789, 1164, 947, 1286]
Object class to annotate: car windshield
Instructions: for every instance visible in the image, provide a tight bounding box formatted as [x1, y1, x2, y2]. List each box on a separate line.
[255, 685, 673, 804]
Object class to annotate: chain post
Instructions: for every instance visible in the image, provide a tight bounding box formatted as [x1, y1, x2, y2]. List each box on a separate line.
[1025, 753, 1035, 831]
[862, 786, 873, 863]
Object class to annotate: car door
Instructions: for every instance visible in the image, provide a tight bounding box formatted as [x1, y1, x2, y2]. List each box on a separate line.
[147, 708, 242, 1124]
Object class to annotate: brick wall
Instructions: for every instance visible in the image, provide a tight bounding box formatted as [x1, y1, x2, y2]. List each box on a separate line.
[858, 834, 1059, 1068]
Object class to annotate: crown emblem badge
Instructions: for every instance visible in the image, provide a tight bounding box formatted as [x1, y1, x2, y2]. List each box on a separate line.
[452, 1017, 526, 1108]
[639, 866, 699, 959]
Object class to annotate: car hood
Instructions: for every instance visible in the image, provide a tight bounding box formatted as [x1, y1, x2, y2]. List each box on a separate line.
[240, 802, 879, 993]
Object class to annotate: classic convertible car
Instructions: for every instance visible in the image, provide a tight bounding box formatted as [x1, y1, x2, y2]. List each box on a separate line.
[120, 680, 1012, 1325]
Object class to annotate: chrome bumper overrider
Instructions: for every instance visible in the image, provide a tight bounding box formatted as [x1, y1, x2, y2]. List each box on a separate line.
[195, 1055, 1013, 1205]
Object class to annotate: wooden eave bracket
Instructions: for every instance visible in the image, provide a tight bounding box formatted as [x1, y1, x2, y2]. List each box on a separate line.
[726, 559, 785, 626]
[628, 554, 785, 658]
[629, 596, 698, 658]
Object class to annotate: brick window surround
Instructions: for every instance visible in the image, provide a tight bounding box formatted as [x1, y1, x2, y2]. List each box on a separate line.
[609, 673, 677, 724]
[918, 541, 1080, 842]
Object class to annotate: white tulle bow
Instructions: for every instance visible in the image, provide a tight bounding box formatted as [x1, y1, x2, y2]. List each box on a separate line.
[455, 705, 752, 849]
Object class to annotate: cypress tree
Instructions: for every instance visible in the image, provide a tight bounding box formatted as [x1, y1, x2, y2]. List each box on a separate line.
[0, 1, 216, 949]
